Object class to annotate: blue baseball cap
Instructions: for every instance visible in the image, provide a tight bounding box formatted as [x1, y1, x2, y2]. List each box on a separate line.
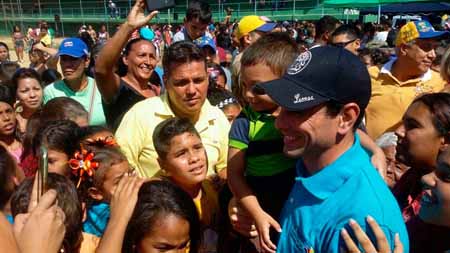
[196, 35, 216, 51]
[57, 38, 89, 58]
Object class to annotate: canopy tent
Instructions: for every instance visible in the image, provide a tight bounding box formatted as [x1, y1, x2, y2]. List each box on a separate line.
[360, 2, 450, 15]
[322, 0, 426, 8]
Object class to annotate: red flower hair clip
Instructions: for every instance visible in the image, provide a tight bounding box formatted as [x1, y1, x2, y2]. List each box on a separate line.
[69, 149, 99, 188]
[84, 135, 118, 147]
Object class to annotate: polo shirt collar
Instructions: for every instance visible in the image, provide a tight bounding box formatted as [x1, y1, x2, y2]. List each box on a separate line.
[155, 92, 218, 133]
[380, 58, 432, 83]
[295, 134, 362, 200]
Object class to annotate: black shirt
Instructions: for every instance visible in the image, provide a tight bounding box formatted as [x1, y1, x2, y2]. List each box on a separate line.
[102, 79, 146, 132]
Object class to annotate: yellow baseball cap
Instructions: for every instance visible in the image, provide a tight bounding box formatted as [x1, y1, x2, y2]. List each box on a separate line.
[236, 15, 276, 40]
[395, 20, 448, 47]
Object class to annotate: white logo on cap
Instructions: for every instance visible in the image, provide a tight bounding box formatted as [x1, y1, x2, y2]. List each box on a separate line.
[287, 51, 312, 75]
[293, 93, 314, 104]
[64, 41, 73, 47]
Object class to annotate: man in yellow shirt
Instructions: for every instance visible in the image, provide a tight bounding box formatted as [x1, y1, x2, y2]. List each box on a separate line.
[116, 41, 230, 178]
[366, 20, 448, 139]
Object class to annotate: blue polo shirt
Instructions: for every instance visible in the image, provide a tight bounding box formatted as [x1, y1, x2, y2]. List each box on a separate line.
[277, 134, 409, 253]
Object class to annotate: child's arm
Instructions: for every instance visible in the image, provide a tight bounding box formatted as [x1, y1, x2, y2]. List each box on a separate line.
[358, 129, 387, 179]
[96, 174, 144, 253]
[227, 147, 280, 253]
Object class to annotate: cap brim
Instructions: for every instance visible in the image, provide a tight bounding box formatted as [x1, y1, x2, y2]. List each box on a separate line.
[256, 22, 277, 33]
[256, 76, 329, 112]
[57, 51, 85, 58]
[419, 30, 449, 40]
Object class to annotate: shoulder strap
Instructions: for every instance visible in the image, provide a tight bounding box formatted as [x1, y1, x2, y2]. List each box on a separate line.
[87, 79, 97, 124]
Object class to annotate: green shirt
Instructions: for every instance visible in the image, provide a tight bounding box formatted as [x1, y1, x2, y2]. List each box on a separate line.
[229, 106, 296, 176]
[43, 76, 106, 126]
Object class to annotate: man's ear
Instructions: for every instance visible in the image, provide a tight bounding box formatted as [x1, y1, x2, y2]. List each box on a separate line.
[439, 134, 450, 152]
[88, 187, 104, 201]
[157, 157, 170, 176]
[398, 43, 409, 57]
[243, 34, 252, 46]
[337, 103, 360, 135]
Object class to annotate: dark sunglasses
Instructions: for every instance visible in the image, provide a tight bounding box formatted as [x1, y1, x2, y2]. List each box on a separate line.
[330, 38, 357, 48]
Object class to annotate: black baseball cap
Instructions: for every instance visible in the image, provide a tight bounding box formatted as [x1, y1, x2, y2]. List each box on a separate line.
[256, 46, 371, 112]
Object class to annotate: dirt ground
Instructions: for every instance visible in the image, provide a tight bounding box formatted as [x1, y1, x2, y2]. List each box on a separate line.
[0, 35, 64, 67]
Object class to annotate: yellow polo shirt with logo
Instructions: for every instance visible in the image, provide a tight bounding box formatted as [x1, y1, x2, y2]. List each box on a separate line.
[115, 93, 230, 178]
[366, 59, 445, 139]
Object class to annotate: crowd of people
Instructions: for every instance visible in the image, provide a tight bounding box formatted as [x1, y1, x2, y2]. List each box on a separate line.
[0, 0, 450, 252]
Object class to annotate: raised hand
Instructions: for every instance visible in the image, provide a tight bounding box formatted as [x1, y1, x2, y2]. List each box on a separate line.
[125, 0, 158, 30]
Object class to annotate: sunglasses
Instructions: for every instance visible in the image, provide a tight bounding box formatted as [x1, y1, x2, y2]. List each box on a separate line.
[329, 38, 357, 48]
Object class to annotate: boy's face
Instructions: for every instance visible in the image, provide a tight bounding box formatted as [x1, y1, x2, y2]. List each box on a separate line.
[241, 63, 279, 113]
[159, 132, 207, 187]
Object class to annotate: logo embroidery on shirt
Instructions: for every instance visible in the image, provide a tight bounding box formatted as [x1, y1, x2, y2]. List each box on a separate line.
[293, 93, 314, 104]
[287, 51, 312, 75]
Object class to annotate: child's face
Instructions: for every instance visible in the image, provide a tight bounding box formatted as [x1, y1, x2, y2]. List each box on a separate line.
[419, 155, 450, 227]
[241, 63, 279, 113]
[223, 104, 241, 123]
[137, 214, 190, 253]
[160, 132, 207, 187]
[0, 102, 16, 136]
[102, 161, 132, 201]
[48, 148, 69, 176]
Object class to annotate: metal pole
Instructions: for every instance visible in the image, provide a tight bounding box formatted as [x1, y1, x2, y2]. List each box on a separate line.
[1, 0, 8, 36]
[377, 4, 381, 24]
[168, 8, 171, 25]
[293, 0, 295, 19]
[80, 0, 85, 25]
[37, 0, 41, 16]
[254, 0, 256, 14]
[58, 0, 64, 37]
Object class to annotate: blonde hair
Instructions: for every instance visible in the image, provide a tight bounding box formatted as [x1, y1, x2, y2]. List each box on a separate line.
[441, 45, 450, 83]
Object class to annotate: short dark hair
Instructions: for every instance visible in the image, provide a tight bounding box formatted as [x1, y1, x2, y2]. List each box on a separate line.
[186, 1, 212, 24]
[0, 145, 16, 210]
[153, 117, 200, 159]
[41, 97, 88, 125]
[241, 32, 299, 77]
[162, 41, 206, 76]
[11, 68, 43, 95]
[123, 180, 201, 253]
[331, 24, 361, 41]
[315, 15, 340, 39]
[324, 100, 363, 131]
[11, 173, 83, 253]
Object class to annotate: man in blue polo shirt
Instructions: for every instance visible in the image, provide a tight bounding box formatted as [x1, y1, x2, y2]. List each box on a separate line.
[257, 46, 409, 252]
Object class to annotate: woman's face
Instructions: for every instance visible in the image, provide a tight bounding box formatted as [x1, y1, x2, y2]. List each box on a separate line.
[123, 40, 157, 82]
[16, 77, 43, 112]
[419, 160, 450, 227]
[395, 101, 444, 170]
[101, 161, 132, 201]
[137, 214, 190, 253]
[0, 45, 9, 62]
[0, 102, 16, 137]
[215, 74, 226, 90]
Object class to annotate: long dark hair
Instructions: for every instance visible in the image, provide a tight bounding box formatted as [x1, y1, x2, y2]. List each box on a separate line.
[123, 180, 201, 253]
[412, 93, 450, 136]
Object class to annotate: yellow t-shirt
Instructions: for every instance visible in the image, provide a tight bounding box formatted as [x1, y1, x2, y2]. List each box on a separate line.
[80, 232, 100, 253]
[40, 34, 52, 47]
[116, 93, 230, 178]
[193, 180, 220, 253]
[365, 60, 446, 139]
